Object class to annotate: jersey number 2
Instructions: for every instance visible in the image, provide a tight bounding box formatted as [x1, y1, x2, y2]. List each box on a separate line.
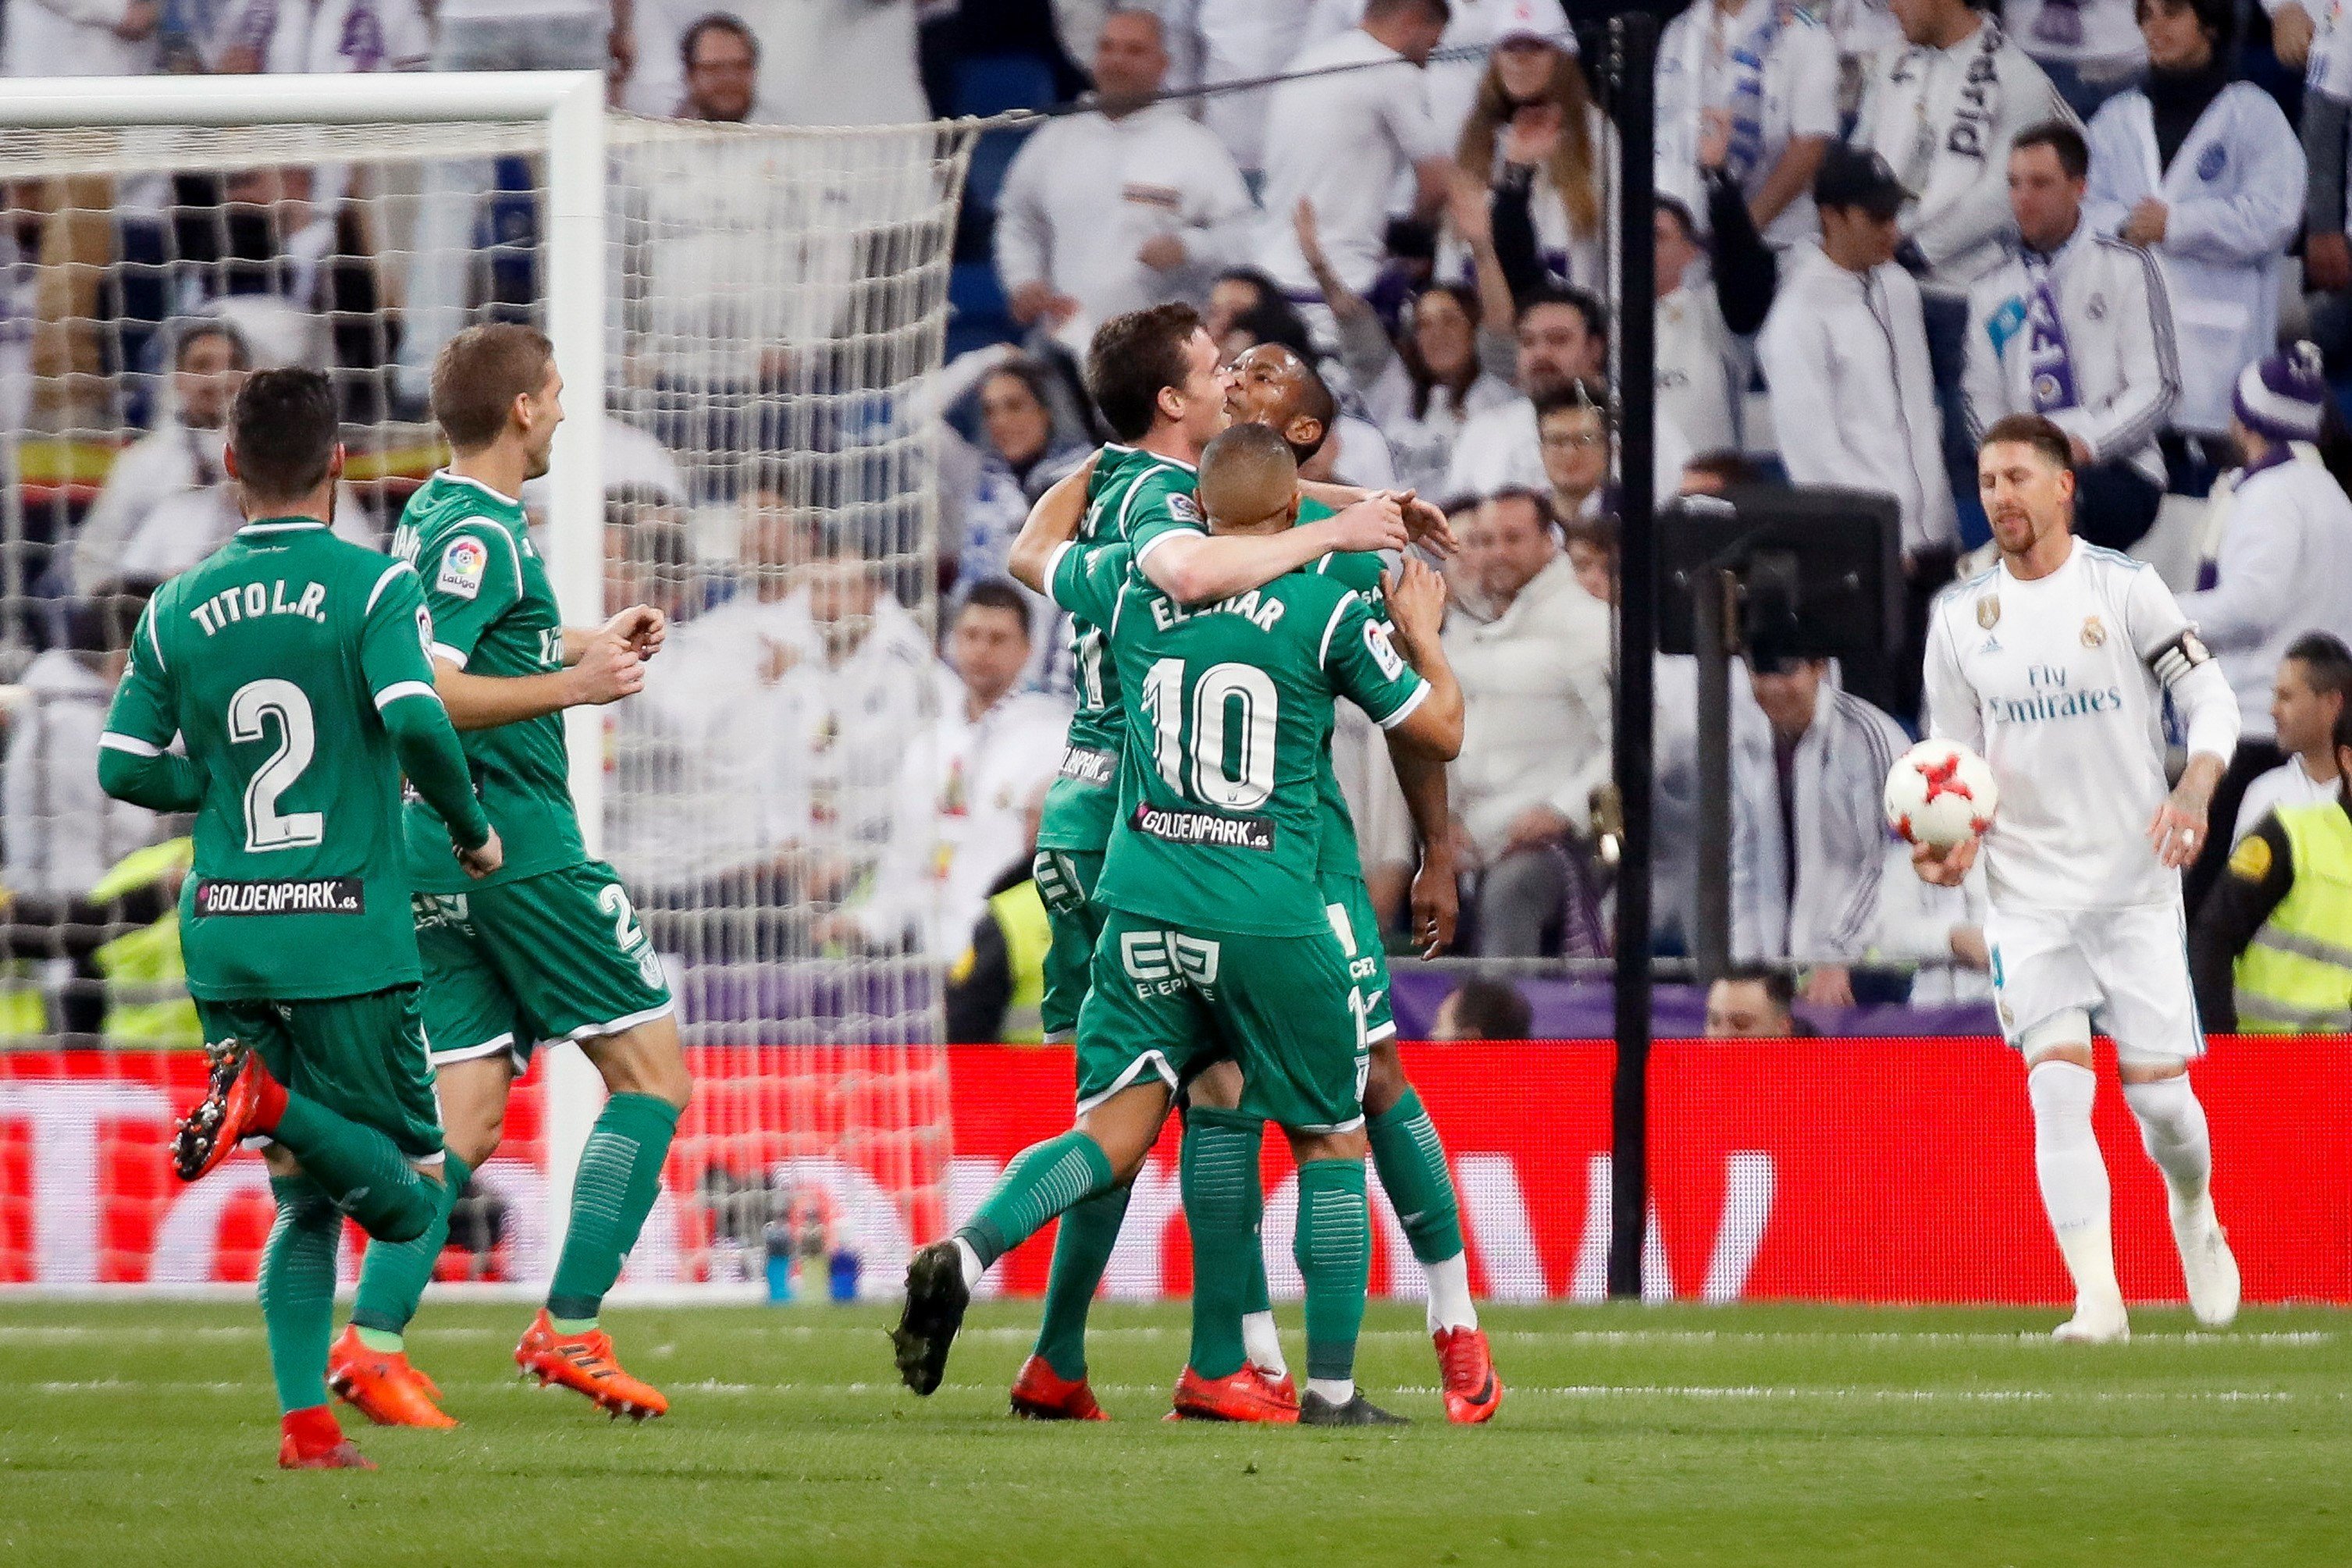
[228, 678, 325, 852]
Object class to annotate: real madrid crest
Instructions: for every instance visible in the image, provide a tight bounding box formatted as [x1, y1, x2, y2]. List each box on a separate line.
[2081, 614, 2106, 648]
[1977, 596, 2001, 630]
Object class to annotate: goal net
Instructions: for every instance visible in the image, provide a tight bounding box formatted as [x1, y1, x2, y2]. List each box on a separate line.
[0, 75, 971, 1296]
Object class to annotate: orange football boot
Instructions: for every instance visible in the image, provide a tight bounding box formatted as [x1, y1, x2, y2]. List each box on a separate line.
[328, 1324, 458, 1428]
[279, 1406, 375, 1470]
[172, 1038, 283, 1182]
[1434, 1325, 1503, 1424]
[1168, 1364, 1300, 1424]
[1009, 1354, 1108, 1420]
[515, 1309, 669, 1420]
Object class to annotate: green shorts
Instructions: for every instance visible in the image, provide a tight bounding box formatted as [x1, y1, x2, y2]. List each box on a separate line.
[1321, 873, 1395, 1046]
[194, 987, 443, 1164]
[1075, 908, 1372, 1134]
[413, 860, 674, 1073]
[1033, 848, 1105, 1044]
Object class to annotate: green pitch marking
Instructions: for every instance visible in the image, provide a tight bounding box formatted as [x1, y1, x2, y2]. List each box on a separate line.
[0, 1300, 2347, 1567]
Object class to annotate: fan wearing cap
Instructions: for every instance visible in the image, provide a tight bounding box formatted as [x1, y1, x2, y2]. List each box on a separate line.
[1759, 144, 1957, 567]
[2175, 344, 2352, 912]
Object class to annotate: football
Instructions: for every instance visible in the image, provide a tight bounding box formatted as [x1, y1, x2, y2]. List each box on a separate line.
[1884, 739, 1999, 849]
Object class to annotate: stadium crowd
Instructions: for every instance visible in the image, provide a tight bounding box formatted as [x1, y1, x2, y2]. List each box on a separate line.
[5, 0, 2352, 1039]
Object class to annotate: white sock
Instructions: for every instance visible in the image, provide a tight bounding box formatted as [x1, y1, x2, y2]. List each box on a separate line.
[952, 1236, 984, 1291]
[1242, 1310, 1287, 1377]
[1423, 1253, 1478, 1334]
[1307, 1377, 1354, 1406]
[2121, 1074, 2213, 1213]
[2027, 1061, 2122, 1310]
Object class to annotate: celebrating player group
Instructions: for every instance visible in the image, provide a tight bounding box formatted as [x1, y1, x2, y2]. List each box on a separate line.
[105, 300, 2246, 1467]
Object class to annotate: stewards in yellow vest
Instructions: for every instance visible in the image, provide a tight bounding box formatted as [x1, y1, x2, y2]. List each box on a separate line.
[2191, 709, 2352, 1033]
[942, 865, 1050, 1044]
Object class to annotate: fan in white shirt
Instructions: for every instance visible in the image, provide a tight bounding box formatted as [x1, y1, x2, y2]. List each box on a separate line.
[1915, 411, 2241, 1346]
[2231, 635, 2352, 844]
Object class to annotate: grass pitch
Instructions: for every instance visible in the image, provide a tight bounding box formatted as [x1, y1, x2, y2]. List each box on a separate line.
[2, 1297, 2347, 1566]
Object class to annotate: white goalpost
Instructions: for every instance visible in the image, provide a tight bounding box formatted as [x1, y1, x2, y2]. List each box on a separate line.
[0, 74, 977, 1299]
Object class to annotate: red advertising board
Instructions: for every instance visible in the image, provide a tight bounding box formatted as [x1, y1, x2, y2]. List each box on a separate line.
[3, 1039, 2347, 1303]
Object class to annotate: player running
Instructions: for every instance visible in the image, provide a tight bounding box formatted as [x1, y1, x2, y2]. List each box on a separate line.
[1006, 342, 1500, 1422]
[1915, 413, 2242, 1342]
[898, 422, 1465, 1425]
[327, 323, 692, 1426]
[97, 368, 503, 1469]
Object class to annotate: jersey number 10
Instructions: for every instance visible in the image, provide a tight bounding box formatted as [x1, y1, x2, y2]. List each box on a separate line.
[1140, 658, 1279, 812]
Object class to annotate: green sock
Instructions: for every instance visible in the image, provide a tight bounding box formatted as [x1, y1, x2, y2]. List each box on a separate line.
[259, 1173, 343, 1414]
[1293, 1158, 1369, 1384]
[272, 1093, 437, 1243]
[1033, 1184, 1130, 1382]
[1180, 1108, 1263, 1381]
[546, 1093, 681, 1324]
[1366, 1087, 1465, 1265]
[958, 1130, 1117, 1268]
[350, 1150, 471, 1346]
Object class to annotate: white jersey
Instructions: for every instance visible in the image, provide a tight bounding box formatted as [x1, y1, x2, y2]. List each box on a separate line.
[1925, 538, 2240, 911]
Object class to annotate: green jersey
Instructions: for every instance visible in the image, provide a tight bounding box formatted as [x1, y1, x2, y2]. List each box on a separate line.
[1308, 545, 1393, 883]
[1035, 443, 1208, 855]
[99, 519, 474, 1001]
[1048, 538, 1427, 937]
[393, 471, 583, 891]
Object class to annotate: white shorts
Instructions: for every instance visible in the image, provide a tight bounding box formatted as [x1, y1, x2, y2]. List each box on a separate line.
[1985, 898, 2204, 1066]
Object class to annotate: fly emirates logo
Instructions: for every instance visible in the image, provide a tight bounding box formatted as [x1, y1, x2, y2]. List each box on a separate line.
[1990, 661, 2123, 726]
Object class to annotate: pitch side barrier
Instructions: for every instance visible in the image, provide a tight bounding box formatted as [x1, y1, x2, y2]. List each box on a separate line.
[5, 1038, 2347, 1303]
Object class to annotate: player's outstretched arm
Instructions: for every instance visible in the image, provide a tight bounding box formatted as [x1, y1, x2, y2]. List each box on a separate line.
[1379, 558, 1464, 762]
[1006, 454, 1098, 592]
[1297, 480, 1458, 556]
[1140, 496, 1407, 606]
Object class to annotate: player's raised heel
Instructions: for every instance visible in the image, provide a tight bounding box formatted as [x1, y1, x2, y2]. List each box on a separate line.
[1009, 1355, 1108, 1420]
[2172, 1198, 2240, 1329]
[1299, 1391, 1409, 1426]
[171, 1039, 270, 1182]
[513, 1309, 669, 1420]
[891, 1241, 972, 1396]
[1434, 1326, 1503, 1424]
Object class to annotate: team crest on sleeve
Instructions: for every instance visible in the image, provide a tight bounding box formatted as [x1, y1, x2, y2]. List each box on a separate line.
[1977, 596, 2001, 630]
[2080, 615, 2106, 648]
[437, 536, 488, 599]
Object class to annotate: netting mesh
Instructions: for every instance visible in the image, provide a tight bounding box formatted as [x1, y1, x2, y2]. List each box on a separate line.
[0, 105, 971, 1289]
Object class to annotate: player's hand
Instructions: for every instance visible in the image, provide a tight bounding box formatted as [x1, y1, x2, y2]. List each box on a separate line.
[1909, 835, 1978, 887]
[2275, 0, 2317, 66]
[2308, 229, 2352, 294]
[2123, 198, 2169, 247]
[1411, 850, 1458, 958]
[1326, 493, 1407, 556]
[456, 827, 503, 880]
[566, 631, 646, 706]
[1800, 964, 1856, 1008]
[1397, 490, 1458, 557]
[2147, 791, 2210, 869]
[606, 603, 667, 660]
[1382, 557, 1449, 660]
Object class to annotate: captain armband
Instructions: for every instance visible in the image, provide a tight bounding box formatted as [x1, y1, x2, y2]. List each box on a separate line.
[2147, 630, 2213, 690]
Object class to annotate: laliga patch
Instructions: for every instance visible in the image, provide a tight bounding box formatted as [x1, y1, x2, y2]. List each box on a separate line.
[1364, 619, 1405, 681]
[1165, 492, 1201, 528]
[414, 604, 436, 659]
[436, 536, 488, 600]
